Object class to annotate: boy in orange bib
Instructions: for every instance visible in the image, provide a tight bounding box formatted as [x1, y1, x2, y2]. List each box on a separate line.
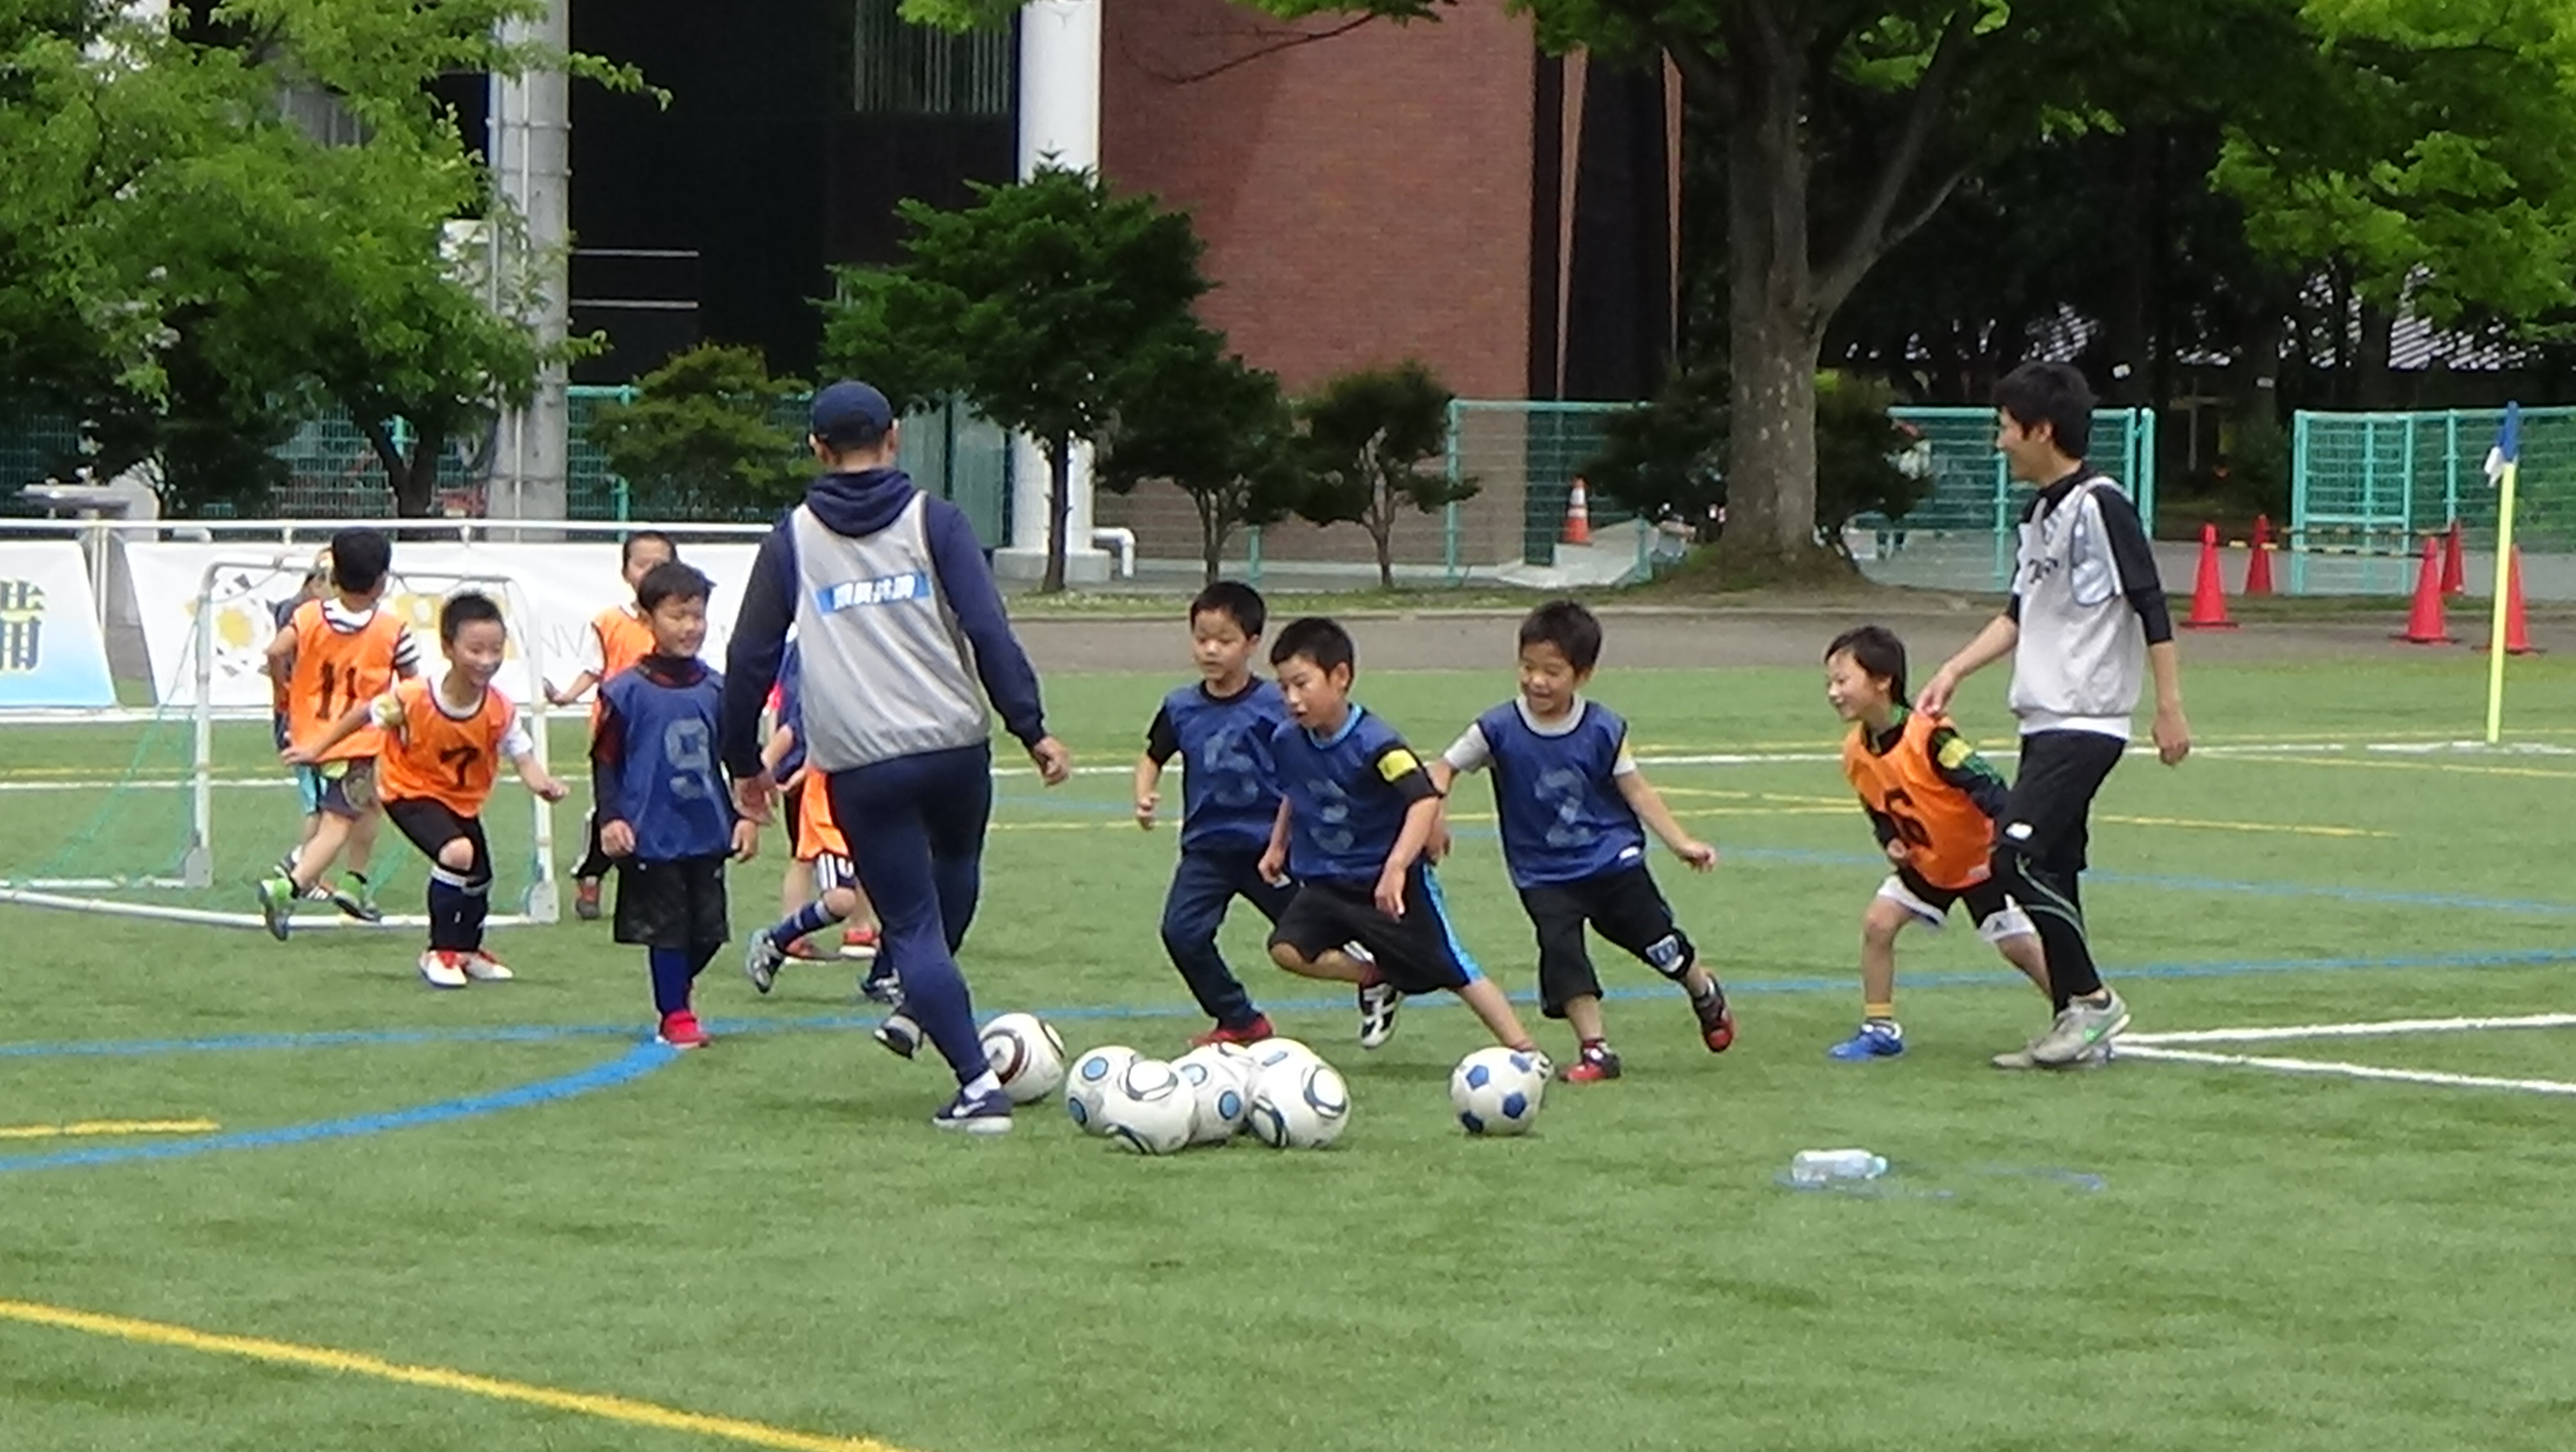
[260, 528, 420, 938]
[293, 593, 567, 987]
[1824, 625, 2048, 1061]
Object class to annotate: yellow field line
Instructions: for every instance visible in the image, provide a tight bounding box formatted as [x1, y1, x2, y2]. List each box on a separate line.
[0, 1119, 217, 1141]
[0, 1299, 907, 1452]
[2096, 814, 2389, 839]
[2260, 755, 2576, 782]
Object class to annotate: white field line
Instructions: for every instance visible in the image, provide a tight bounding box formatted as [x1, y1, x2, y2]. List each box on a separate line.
[2119, 1044, 2576, 1099]
[0, 738, 2532, 792]
[2125, 1013, 2576, 1047]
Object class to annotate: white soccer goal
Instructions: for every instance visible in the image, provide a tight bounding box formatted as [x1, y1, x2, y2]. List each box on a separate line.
[0, 556, 562, 931]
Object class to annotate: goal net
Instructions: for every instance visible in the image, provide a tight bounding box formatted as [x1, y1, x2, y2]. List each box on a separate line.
[0, 557, 562, 931]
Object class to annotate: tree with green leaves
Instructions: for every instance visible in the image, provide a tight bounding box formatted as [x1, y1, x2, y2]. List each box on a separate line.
[589, 344, 812, 518]
[1585, 366, 1926, 562]
[0, 0, 635, 515]
[822, 166, 1215, 591]
[896, 0, 2317, 577]
[1098, 340, 1308, 583]
[2211, 0, 2576, 406]
[1293, 360, 1471, 590]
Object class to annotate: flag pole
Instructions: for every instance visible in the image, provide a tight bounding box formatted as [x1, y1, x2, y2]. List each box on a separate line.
[2483, 401, 2522, 746]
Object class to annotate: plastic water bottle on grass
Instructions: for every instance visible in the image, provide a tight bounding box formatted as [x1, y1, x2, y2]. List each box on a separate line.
[1790, 1148, 1888, 1186]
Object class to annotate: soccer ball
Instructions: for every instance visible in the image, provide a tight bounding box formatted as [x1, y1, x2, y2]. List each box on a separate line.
[1245, 1058, 1351, 1149]
[1449, 1047, 1547, 1136]
[1173, 1046, 1252, 1145]
[1064, 1044, 1140, 1134]
[979, 1013, 1067, 1106]
[1243, 1036, 1320, 1077]
[1098, 1058, 1195, 1155]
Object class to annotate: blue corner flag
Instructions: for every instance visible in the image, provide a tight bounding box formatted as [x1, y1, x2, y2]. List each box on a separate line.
[2486, 401, 2522, 483]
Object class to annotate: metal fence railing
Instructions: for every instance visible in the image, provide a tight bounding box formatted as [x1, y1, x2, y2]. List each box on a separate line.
[3, 390, 1015, 548]
[1447, 400, 2157, 590]
[2290, 408, 2576, 592]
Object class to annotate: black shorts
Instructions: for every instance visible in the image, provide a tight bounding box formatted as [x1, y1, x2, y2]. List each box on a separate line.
[383, 797, 488, 876]
[1269, 868, 1483, 996]
[1879, 865, 2028, 941]
[2000, 730, 2128, 872]
[613, 854, 731, 951]
[1517, 867, 1694, 1017]
[783, 780, 806, 840]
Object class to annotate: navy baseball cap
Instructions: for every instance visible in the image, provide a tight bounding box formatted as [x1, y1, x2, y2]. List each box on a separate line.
[811, 380, 894, 447]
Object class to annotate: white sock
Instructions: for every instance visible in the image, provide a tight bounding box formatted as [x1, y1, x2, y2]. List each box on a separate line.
[963, 1070, 1002, 1099]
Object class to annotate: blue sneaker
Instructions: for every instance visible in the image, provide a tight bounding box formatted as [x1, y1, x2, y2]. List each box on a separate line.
[931, 1084, 1013, 1135]
[1827, 1021, 1906, 1062]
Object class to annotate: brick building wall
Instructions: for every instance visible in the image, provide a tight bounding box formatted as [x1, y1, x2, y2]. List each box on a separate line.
[1094, 0, 1539, 569]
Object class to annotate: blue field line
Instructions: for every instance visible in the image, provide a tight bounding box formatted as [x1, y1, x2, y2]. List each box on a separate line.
[992, 801, 2576, 918]
[0, 1040, 677, 1175]
[6, 946, 2572, 1063]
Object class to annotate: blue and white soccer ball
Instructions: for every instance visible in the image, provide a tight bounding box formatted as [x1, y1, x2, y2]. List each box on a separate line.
[1244, 1036, 1320, 1078]
[1098, 1057, 1195, 1155]
[1246, 1058, 1351, 1149]
[1064, 1044, 1140, 1134]
[1173, 1046, 1253, 1146]
[979, 1012, 1068, 1106]
[1449, 1047, 1547, 1136]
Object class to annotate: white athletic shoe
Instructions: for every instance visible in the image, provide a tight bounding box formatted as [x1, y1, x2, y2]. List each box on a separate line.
[461, 951, 514, 983]
[417, 951, 469, 989]
[2028, 989, 2131, 1067]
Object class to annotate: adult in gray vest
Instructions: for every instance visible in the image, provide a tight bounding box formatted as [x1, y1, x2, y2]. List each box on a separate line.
[1917, 362, 2191, 1071]
[721, 380, 1073, 1133]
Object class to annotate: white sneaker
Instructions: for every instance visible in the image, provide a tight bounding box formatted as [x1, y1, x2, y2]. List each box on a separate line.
[2029, 989, 2130, 1066]
[1358, 980, 1402, 1049]
[462, 952, 514, 983]
[417, 951, 468, 989]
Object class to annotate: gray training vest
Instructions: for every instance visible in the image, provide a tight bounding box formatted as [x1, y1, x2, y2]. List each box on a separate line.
[788, 496, 991, 773]
[2007, 476, 2147, 739]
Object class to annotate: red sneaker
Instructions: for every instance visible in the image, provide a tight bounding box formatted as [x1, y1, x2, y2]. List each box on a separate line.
[1560, 1043, 1624, 1083]
[656, 1011, 710, 1049]
[574, 878, 602, 921]
[840, 924, 880, 961]
[785, 939, 832, 962]
[1189, 1014, 1276, 1048]
[1694, 991, 1736, 1053]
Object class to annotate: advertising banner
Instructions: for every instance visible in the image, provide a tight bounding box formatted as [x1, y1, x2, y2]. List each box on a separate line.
[125, 541, 760, 708]
[0, 541, 118, 709]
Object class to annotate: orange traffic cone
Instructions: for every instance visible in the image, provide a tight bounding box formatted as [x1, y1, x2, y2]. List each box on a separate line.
[2245, 514, 2276, 597]
[2441, 520, 2466, 596]
[1561, 477, 1593, 546]
[2182, 522, 2237, 629]
[2475, 546, 2542, 656]
[2395, 535, 2455, 644]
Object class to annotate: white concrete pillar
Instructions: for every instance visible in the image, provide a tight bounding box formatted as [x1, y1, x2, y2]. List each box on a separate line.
[486, 0, 571, 528]
[995, 0, 1110, 584]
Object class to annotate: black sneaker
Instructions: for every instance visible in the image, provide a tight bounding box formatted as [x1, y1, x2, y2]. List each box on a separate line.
[859, 966, 903, 1007]
[873, 1012, 922, 1060]
[1358, 980, 1402, 1049]
[1692, 983, 1736, 1053]
[931, 1083, 1013, 1135]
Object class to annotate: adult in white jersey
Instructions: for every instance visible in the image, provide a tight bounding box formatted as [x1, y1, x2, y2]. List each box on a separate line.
[1917, 362, 2191, 1069]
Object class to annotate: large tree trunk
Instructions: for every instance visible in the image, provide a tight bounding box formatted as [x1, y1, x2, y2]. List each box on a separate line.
[1043, 435, 1073, 593]
[1720, 8, 1823, 561]
[1196, 491, 1227, 585]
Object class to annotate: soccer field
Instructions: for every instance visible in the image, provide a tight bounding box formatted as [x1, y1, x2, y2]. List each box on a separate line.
[4, 624, 2575, 1452]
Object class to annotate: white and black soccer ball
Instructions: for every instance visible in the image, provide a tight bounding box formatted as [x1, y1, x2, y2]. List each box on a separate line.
[1243, 1036, 1320, 1079]
[979, 1013, 1068, 1106]
[1449, 1047, 1546, 1136]
[1064, 1044, 1140, 1135]
[1098, 1057, 1195, 1155]
[1172, 1046, 1252, 1145]
[1245, 1057, 1351, 1149]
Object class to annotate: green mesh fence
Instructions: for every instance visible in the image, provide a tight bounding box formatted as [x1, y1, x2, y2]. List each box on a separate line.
[2291, 408, 2576, 592]
[1450, 400, 2155, 588]
[4, 392, 1014, 545]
